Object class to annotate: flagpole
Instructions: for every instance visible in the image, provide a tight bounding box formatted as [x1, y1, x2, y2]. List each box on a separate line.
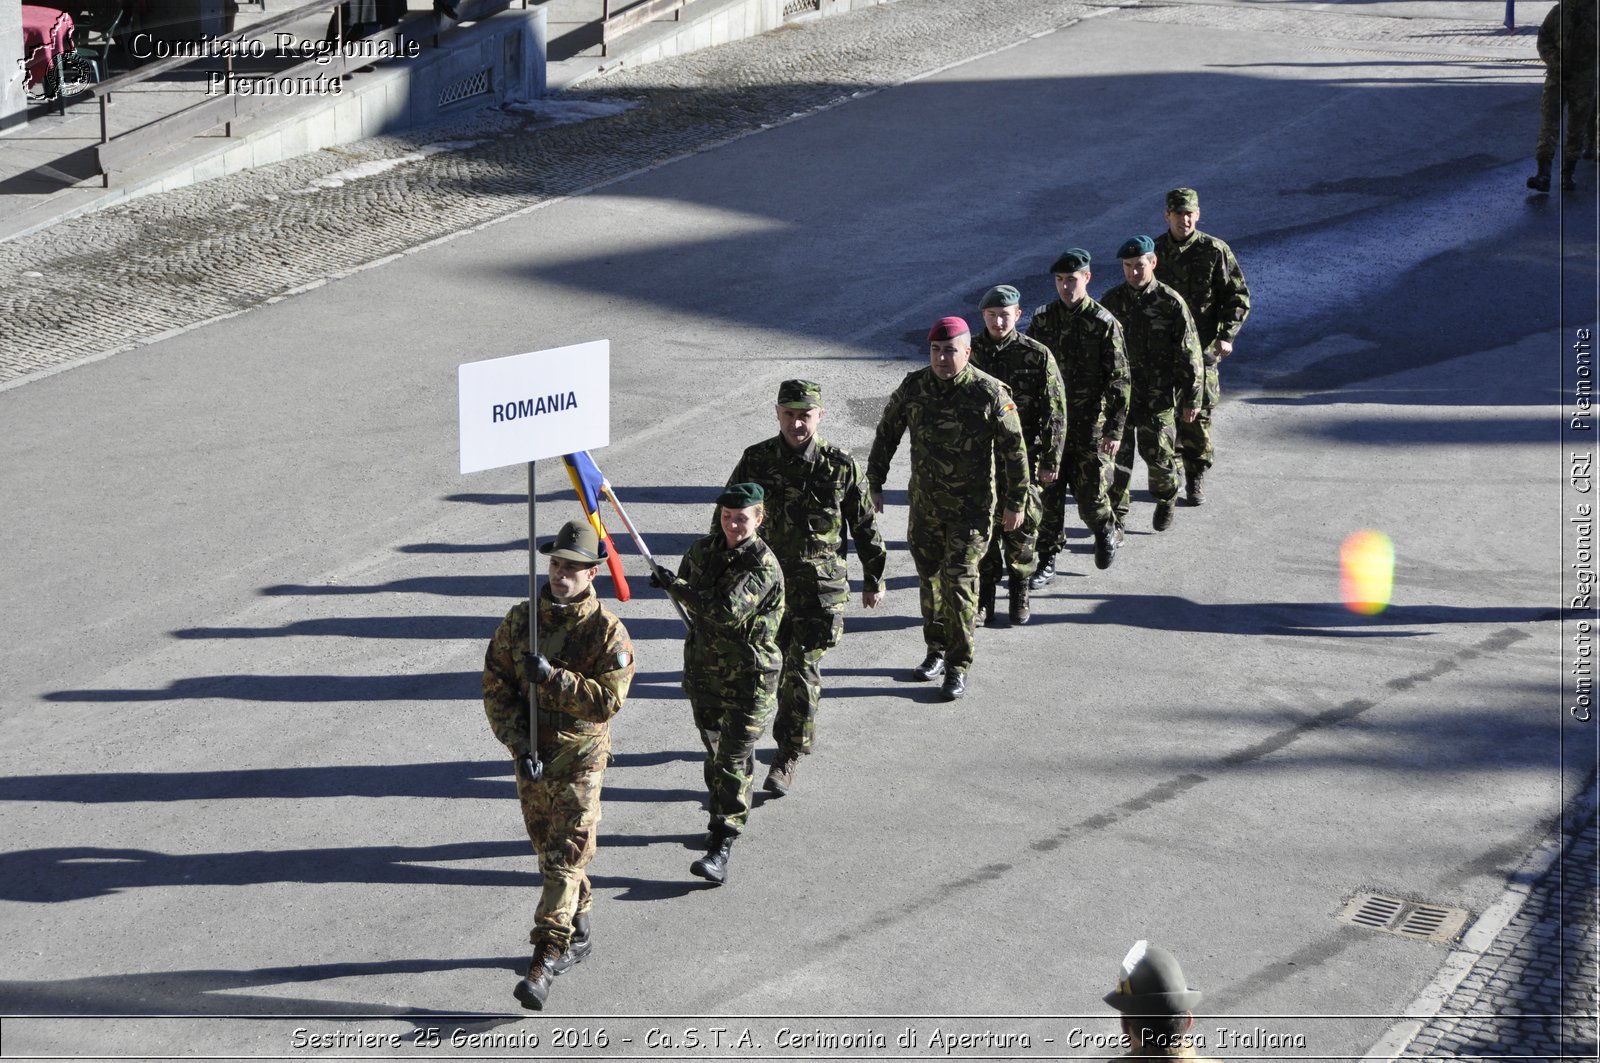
[603, 483, 692, 632]
[524, 460, 543, 781]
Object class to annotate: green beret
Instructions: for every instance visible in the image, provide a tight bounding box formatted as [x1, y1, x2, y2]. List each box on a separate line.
[1049, 248, 1091, 274]
[978, 285, 1021, 310]
[1166, 187, 1200, 212]
[1117, 235, 1156, 259]
[717, 482, 765, 508]
[777, 379, 822, 409]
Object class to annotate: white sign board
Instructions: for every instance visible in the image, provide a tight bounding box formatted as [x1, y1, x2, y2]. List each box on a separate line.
[458, 340, 610, 474]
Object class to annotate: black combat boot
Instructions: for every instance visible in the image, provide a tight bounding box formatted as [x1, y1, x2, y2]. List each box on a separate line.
[979, 573, 1001, 627]
[1093, 523, 1118, 570]
[551, 912, 592, 974]
[1186, 465, 1207, 506]
[1153, 500, 1176, 531]
[1562, 161, 1578, 191]
[1528, 158, 1552, 192]
[513, 938, 563, 1010]
[764, 748, 799, 797]
[940, 668, 967, 701]
[911, 651, 945, 681]
[691, 831, 735, 885]
[1029, 555, 1056, 590]
[1009, 579, 1031, 625]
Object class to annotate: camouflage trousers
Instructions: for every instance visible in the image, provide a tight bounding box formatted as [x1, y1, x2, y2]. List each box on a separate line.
[1176, 362, 1222, 474]
[1038, 428, 1115, 557]
[979, 482, 1041, 585]
[1110, 408, 1181, 522]
[1536, 72, 1598, 165]
[774, 610, 843, 757]
[515, 766, 604, 950]
[908, 505, 991, 671]
[690, 685, 776, 836]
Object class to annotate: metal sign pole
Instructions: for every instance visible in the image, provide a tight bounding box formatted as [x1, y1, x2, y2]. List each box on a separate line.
[525, 460, 543, 781]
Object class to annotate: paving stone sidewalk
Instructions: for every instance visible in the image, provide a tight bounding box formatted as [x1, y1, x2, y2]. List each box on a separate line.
[0, 0, 1540, 386]
[1394, 786, 1598, 1061]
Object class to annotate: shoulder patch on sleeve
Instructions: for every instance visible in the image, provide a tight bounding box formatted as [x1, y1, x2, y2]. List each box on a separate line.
[612, 651, 632, 670]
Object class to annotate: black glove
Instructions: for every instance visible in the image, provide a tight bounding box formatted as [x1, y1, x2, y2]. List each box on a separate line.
[649, 562, 673, 589]
[515, 752, 543, 783]
[524, 651, 553, 684]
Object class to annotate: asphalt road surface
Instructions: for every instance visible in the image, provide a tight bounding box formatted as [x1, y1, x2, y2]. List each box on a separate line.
[1, 0, 1594, 1058]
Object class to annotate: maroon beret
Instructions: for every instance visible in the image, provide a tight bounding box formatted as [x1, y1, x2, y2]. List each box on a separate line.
[928, 316, 970, 341]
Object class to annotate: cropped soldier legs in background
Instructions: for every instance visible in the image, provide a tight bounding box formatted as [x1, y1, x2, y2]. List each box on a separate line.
[1529, 1, 1598, 192]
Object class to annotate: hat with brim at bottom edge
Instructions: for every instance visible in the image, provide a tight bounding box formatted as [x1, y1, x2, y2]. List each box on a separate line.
[538, 519, 606, 562]
[1103, 941, 1203, 1014]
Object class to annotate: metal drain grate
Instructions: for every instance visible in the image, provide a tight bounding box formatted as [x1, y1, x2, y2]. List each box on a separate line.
[439, 68, 491, 108]
[1338, 892, 1469, 944]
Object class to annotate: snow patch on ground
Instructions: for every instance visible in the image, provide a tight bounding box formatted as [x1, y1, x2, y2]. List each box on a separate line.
[502, 98, 639, 125]
[298, 140, 486, 191]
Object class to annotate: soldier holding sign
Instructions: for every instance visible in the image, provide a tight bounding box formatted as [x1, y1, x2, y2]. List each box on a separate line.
[483, 520, 635, 1012]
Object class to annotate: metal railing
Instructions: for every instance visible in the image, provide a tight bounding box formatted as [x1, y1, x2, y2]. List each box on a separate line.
[76, 0, 516, 185]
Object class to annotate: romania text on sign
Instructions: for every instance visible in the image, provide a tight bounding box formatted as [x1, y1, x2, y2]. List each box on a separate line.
[457, 340, 610, 474]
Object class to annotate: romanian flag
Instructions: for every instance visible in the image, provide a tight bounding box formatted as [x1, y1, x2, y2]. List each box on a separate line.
[561, 451, 631, 601]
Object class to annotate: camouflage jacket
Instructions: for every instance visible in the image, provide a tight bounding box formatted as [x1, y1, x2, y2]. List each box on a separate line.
[720, 434, 887, 614]
[1100, 279, 1204, 415]
[1027, 296, 1131, 443]
[1155, 229, 1251, 358]
[1539, 2, 1598, 77]
[666, 532, 785, 695]
[970, 328, 1068, 478]
[482, 587, 635, 776]
[867, 364, 1030, 525]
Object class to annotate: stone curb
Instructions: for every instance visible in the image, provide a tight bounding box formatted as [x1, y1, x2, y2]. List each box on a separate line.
[1361, 773, 1600, 1061]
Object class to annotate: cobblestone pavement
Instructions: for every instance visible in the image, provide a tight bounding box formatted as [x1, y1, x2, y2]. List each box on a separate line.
[1396, 784, 1598, 1061]
[0, 0, 1540, 385]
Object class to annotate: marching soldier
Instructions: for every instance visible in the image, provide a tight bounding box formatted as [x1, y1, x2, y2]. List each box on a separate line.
[1101, 236, 1203, 535]
[868, 316, 1029, 700]
[969, 284, 1066, 624]
[1102, 940, 1221, 1061]
[653, 483, 785, 886]
[483, 520, 636, 1012]
[1026, 249, 1131, 581]
[720, 380, 887, 798]
[1154, 189, 1251, 505]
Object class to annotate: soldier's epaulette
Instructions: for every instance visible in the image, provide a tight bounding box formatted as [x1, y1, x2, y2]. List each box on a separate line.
[820, 442, 855, 467]
[1032, 302, 1053, 320]
[1088, 302, 1119, 328]
[1018, 332, 1052, 357]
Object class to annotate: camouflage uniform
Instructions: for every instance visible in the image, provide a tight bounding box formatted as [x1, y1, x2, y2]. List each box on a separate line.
[1154, 229, 1250, 478]
[1534, 2, 1598, 174]
[1027, 297, 1131, 551]
[722, 435, 886, 756]
[969, 327, 1066, 587]
[1100, 279, 1203, 523]
[665, 532, 785, 836]
[483, 587, 634, 950]
[868, 364, 1029, 671]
